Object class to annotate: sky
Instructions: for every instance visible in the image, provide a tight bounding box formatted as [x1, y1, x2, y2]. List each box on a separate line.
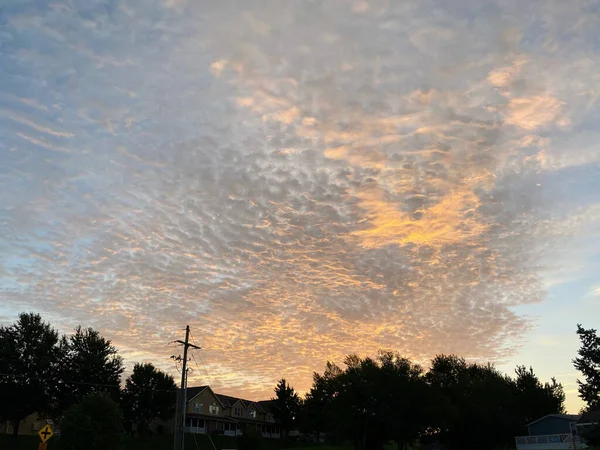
[1, 0, 600, 413]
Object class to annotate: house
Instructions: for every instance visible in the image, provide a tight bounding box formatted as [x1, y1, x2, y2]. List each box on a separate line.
[528, 414, 581, 436]
[184, 386, 280, 439]
[515, 414, 582, 450]
[0, 415, 55, 436]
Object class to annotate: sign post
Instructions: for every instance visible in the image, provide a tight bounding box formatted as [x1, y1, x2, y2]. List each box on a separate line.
[38, 424, 54, 448]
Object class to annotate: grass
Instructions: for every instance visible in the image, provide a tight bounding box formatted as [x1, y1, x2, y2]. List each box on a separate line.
[0, 433, 355, 450]
[0, 434, 41, 450]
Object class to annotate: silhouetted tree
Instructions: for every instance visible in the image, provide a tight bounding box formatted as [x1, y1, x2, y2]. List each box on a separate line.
[427, 355, 564, 450]
[573, 324, 600, 411]
[376, 351, 432, 450]
[56, 326, 124, 413]
[58, 392, 123, 450]
[0, 313, 62, 436]
[515, 365, 565, 424]
[298, 371, 335, 442]
[271, 378, 301, 439]
[121, 362, 176, 436]
[300, 352, 565, 450]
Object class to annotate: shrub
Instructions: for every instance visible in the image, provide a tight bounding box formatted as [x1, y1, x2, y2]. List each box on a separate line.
[237, 427, 263, 450]
[58, 392, 123, 450]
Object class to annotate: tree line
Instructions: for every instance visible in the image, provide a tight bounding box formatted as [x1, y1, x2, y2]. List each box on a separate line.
[271, 353, 565, 450]
[268, 323, 600, 450]
[4, 312, 600, 450]
[0, 312, 176, 444]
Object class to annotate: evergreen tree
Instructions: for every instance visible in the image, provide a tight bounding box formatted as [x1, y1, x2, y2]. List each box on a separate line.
[573, 324, 600, 411]
[270, 378, 301, 439]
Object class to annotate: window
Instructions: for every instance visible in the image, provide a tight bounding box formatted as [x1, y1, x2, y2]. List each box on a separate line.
[193, 403, 203, 413]
[209, 403, 220, 415]
[267, 413, 274, 422]
[234, 407, 242, 416]
[248, 409, 257, 418]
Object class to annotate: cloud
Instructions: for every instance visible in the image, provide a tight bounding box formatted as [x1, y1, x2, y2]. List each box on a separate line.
[505, 96, 569, 130]
[0, 0, 599, 402]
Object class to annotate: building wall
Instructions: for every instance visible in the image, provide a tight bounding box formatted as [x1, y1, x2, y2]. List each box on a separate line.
[528, 417, 576, 436]
[229, 402, 246, 420]
[1, 414, 50, 435]
[187, 388, 223, 417]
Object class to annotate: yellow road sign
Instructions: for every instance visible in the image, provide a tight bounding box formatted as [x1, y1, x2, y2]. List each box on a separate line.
[38, 424, 54, 443]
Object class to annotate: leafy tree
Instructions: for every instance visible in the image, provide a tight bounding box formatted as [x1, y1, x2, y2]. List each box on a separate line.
[299, 372, 334, 442]
[299, 351, 565, 450]
[271, 378, 301, 439]
[58, 392, 123, 450]
[573, 324, 600, 411]
[56, 326, 124, 413]
[514, 365, 565, 424]
[376, 351, 432, 450]
[333, 355, 385, 450]
[0, 313, 62, 436]
[428, 356, 519, 450]
[121, 362, 177, 436]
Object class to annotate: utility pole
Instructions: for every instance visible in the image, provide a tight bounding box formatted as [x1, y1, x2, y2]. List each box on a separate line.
[172, 325, 201, 450]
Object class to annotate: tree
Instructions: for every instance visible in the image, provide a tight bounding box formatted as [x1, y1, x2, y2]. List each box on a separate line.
[56, 326, 124, 413]
[514, 365, 565, 424]
[322, 355, 388, 450]
[376, 351, 432, 450]
[271, 378, 301, 439]
[0, 313, 62, 436]
[298, 372, 333, 442]
[427, 356, 521, 450]
[121, 362, 177, 436]
[58, 392, 123, 450]
[573, 324, 600, 411]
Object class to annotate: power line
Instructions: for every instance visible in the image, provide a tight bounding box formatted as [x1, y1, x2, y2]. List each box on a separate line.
[173, 325, 200, 450]
[188, 330, 214, 387]
[190, 351, 215, 388]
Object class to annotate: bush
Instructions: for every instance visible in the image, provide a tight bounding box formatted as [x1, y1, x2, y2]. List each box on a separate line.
[237, 427, 263, 450]
[58, 392, 124, 450]
[581, 424, 600, 447]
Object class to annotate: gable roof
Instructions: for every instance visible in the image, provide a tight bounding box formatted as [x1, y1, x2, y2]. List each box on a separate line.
[527, 414, 581, 427]
[186, 385, 209, 403]
[186, 385, 225, 407]
[258, 400, 274, 412]
[216, 394, 243, 408]
[579, 410, 600, 424]
[187, 385, 269, 411]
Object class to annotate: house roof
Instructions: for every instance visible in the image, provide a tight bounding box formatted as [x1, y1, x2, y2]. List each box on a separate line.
[258, 400, 274, 412]
[579, 410, 600, 424]
[186, 386, 209, 402]
[216, 394, 243, 408]
[187, 385, 273, 412]
[527, 414, 581, 427]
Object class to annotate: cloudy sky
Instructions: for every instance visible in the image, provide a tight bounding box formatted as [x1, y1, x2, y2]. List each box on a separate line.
[2, 0, 600, 412]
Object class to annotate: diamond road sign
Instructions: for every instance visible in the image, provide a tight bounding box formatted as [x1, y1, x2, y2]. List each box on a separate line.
[38, 424, 54, 443]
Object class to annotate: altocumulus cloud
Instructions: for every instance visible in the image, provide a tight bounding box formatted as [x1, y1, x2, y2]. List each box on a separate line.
[1, 0, 600, 397]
